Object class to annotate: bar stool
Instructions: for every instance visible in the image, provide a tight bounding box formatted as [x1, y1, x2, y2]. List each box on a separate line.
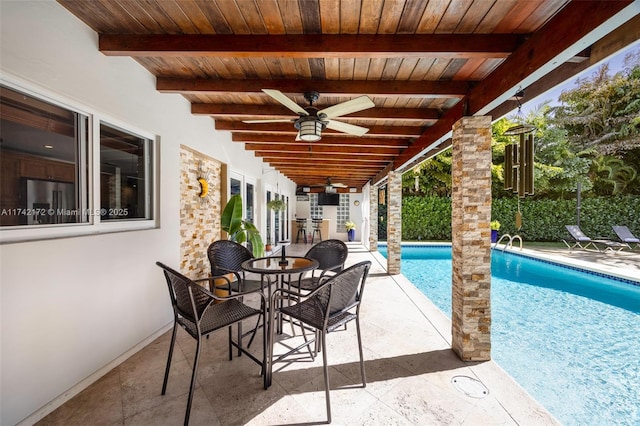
[311, 218, 323, 243]
[295, 218, 307, 244]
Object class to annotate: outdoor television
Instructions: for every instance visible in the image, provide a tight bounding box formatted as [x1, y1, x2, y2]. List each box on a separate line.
[317, 192, 340, 206]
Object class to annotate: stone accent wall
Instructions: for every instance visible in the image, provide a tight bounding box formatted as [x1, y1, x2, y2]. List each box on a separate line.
[368, 185, 378, 251]
[386, 171, 402, 275]
[451, 116, 492, 361]
[179, 146, 223, 278]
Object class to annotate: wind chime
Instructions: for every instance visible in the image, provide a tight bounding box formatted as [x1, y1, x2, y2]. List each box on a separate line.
[503, 90, 535, 229]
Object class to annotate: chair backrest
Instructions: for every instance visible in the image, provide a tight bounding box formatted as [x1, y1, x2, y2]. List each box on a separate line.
[566, 225, 590, 242]
[305, 239, 348, 273]
[207, 240, 254, 277]
[613, 226, 638, 242]
[156, 262, 210, 323]
[315, 261, 371, 317]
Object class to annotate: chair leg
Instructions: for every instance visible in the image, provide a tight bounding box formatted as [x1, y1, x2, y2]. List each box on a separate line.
[184, 336, 202, 426]
[247, 313, 262, 347]
[298, 322, 315, 360]
[228, 326, 233, 361]
[321, 330, 331, 423]
[238, 322, 243, 356]
[355, 317, 366, 387]
[162, 322, 178, 395]
[262, 300, 268, 389]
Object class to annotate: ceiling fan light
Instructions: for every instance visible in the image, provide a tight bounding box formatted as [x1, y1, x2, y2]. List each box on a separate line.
[298, 119, 323, 141]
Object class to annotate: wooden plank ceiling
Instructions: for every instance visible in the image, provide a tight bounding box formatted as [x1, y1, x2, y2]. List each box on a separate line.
[58, 0, 637, 192]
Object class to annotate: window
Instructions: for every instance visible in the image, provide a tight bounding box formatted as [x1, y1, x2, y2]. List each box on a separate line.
[246, 182, 254, 224]
[274, 193, 281, 243]
[0, 85, 88, 227]
[309, 194, 323, 219]
[336, 194, 349, 231]
[0, 82, 157, 242]
[100, 123, 153, 220]
[230, 176, 241, 197]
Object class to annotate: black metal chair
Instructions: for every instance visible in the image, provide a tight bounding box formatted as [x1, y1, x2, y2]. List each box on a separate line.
[295, 217, 307, 243]
[156, 262, 266, 426]
[311, 218, 323, 243]
[207, 240, 263, 293]
[270, 260, 372, 423]
[295, 239, 349, 292]
[208, 240, 266, 348]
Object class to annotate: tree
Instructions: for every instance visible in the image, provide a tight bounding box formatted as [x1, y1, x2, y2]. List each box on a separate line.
[552, 52, 640, 156]
[402, 150, 452, 196]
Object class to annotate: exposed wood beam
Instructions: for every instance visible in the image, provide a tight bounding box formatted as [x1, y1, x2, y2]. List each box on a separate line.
[245, 143, 401, 155]
[267, 159, 387, 167]
[467, 1, 635, 115]
[296, 188, 361, 193]
[280, 167, 380, 175]
[287, 177, 372, 186]
[100, 34, 522, 59]
[286, 173, 375, 180]
[158, 78, 470, 98]
[394, 0, 636, 171]
[232, 134, 410, 147]
[590, 13, 640, 63]
[259, 152, 393, 162]
[393, 101, 464, 169]
[193, 103, 440, 122]
[218, 121, 423, 137]
[488, 61, 591, 121]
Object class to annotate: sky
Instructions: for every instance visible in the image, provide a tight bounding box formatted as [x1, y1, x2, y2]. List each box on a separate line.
[517, 40, 640, 117]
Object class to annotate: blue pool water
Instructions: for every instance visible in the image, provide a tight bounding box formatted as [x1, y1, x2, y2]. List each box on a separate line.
[379, 245, 640, 426]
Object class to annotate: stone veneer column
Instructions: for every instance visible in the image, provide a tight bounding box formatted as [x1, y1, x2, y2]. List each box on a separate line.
[369, 185, 378, 251]
[386, 171, 402, 275]
[179, 146, 222, 278]
[451, 116, 492, 361]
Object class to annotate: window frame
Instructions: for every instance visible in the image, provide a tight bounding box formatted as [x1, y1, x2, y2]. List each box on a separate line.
[0, 77, 159, 244]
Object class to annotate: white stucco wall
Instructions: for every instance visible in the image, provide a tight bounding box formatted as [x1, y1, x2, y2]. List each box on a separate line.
[0, 2, 290, 424]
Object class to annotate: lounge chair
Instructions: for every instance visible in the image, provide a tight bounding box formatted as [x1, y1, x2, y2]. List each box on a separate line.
[612, 226, 640, 249]
[563, 225, 625, 252]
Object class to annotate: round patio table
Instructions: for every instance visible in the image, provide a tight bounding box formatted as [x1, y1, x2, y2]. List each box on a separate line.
[242, 255, 318, 387]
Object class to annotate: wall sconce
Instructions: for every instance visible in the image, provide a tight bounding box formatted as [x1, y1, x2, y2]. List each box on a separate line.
[198, 177, 209, 198]
[196, 161, 212, 205]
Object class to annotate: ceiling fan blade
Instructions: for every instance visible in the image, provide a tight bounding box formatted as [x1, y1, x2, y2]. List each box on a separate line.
[242, 119, 293, 123]
[326, 177, 347, 188]
[326, 119, 370, 136]
[318, 95, 375, 119]
[262, 89, 309, 116]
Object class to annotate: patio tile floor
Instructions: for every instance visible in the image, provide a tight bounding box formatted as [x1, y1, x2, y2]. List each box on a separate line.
[38, 241, 639, 426]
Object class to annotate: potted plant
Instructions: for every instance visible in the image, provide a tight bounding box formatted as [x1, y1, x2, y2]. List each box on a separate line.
[221, 194, 264, 257]
[265, 234, 272, 252]
[266, 198, 286, 212]
[490, 220, 501, 243]
[345, 220, 356, 242]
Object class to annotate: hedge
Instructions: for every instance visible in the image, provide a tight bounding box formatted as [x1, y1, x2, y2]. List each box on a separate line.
[394, 195, 640, 242]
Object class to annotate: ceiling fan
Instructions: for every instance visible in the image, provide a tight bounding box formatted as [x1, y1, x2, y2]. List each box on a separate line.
[243, 89, 375, 141]
[299, 177, 348, 194]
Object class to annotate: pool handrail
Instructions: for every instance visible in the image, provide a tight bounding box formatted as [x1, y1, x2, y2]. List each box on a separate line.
[493, 234, 523, 252]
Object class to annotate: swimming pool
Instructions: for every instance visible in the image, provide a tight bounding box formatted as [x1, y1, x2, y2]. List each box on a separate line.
[379, 244, 640, 426]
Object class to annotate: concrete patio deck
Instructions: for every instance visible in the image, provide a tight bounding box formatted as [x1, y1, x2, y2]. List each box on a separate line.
[36, 242, 585, 426]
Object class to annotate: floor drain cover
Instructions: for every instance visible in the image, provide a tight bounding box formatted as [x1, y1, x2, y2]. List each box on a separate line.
[451, 375, 489, 399]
